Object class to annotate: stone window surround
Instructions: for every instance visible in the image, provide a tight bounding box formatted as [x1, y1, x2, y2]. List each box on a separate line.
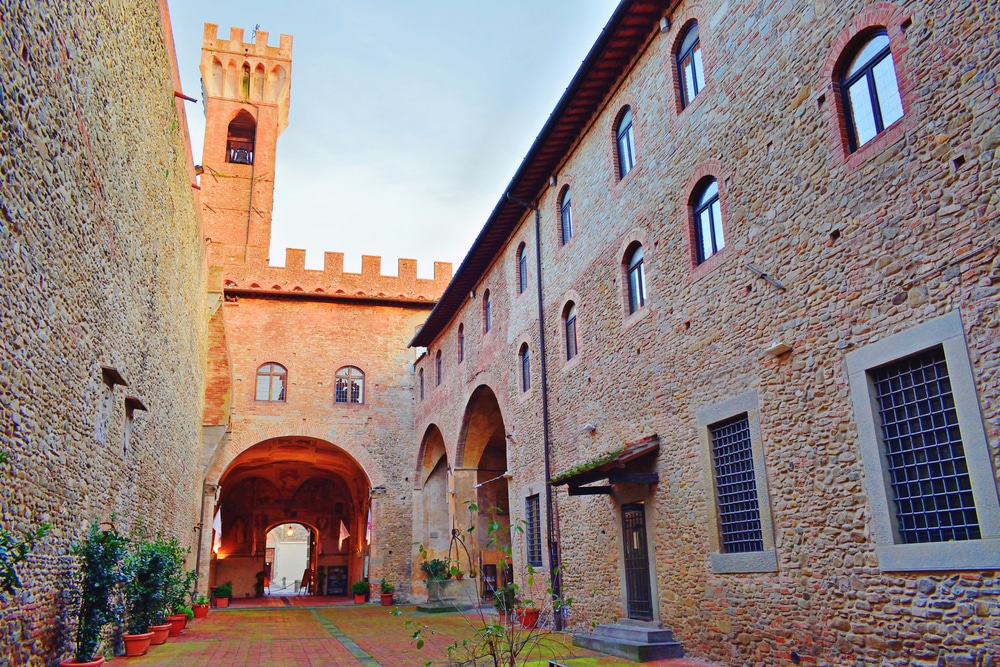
[683, 161, 730, 283]
[558, 290, 583, 373]
[846, 309, 1000, 572]
[696, 389, 778, 574]
[618, 231, 651, 331]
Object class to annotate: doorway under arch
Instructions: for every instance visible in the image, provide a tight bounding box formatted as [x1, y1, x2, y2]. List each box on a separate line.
[211, 436, 370, 599]
[265, 523, 314, 595]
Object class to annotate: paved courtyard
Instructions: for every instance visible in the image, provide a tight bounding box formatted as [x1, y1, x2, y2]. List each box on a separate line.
[122, 601, 716, 667]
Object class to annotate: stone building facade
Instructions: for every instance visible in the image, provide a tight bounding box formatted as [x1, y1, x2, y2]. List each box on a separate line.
[0, 0, 208, 664]
[410, 1, 1000, 665]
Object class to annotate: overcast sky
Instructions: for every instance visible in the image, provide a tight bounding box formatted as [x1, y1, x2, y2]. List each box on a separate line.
[167, 0, 621, 277]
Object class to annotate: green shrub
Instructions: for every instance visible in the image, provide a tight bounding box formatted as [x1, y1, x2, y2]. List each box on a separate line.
[71, 521, 128, 661]
[213, 582, 233, 599]
[379, 578, 395, 594]
[351, 580, 370, 596]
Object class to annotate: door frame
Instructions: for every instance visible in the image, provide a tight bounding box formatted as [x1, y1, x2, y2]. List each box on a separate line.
[615, 487, 659, 623]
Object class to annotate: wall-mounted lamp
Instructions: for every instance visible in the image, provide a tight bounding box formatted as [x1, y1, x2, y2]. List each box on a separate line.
[286, 525, 295, 537]
[660, 16, 671, 33]
[549, 175, 558, 186]
[469, 289, 476, 299]
[582, 423, 597, 435]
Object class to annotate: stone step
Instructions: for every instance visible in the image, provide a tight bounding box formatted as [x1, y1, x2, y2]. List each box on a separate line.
[592, 622, 678, 644]
[573, 633, 685, 662]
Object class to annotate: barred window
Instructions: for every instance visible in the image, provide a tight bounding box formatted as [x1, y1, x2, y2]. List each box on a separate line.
[435, 350, 442, 387]
[458, 324, 465, 363]
[483, 289, 492, 333]
[418, 368, 424, 401]
[255, 363, 287, 402]
[525, 494, 543, 567]
[519, 344, 531, 393]
[518, 244, 528, 294]
[709, 414, 764, 553]
[871, 346, 980, 543]
[335, 366, 364, 404]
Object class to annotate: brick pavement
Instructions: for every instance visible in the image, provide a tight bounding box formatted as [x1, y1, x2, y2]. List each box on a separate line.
[120, 603, 718, 667]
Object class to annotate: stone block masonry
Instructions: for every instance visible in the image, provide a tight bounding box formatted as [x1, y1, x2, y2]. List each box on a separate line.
[0, 0, 208, 664]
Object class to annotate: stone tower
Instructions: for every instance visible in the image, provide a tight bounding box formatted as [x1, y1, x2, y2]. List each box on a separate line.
[199, 24, 292, 266]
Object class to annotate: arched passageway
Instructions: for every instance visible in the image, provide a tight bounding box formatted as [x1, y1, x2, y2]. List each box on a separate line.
[415, 425, 450, 561]
[211, 437, 370, 599]
[265, 523, 313, 595]
[457, 386, 511, 595]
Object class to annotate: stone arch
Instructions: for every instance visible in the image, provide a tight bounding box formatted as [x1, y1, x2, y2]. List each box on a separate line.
[455, 384, 507, 469]
[206, 421, 386, 487]
[266, 65, 286, 103]
[414, 424, 447, 491]
[209, 57, 223, 96]
[413, 424, 450, 560]
[253, 63, 265, 101]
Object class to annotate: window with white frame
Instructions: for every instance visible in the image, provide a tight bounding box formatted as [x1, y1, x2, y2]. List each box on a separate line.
[256, 363, 287, 401]
[616, 107, 635, 178]
[335, 366, 364, 404]
[625, 244, 646, 315]
[677, 21, 704, 108]
[846, 311, 1000, 571]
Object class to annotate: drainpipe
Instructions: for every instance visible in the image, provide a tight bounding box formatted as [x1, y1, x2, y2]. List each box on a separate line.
[505, 192, 562, 631]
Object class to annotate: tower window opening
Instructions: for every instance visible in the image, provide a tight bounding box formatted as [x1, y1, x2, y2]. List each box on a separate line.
[227, 110, 256, 165]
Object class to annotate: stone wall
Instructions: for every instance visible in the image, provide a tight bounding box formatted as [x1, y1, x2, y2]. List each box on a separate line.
[414, 0, 1000, 665]
[0, 0, 207, 664]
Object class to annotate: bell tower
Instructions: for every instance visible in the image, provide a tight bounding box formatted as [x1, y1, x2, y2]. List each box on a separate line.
[199, 24, 292, 266]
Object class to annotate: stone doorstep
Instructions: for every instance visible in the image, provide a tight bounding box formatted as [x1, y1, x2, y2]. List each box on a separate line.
[573, 620, 685, 663]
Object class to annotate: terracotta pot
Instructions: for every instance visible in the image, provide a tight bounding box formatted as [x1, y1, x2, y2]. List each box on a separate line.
[148, 623, 171, 645]
[214, 597, 230, 608]
[59, 657, 106, 667]
[380, 593, 394, 606]
[353, 593, 366, 604]
[122, 631, 154, 657]
[516, 608, 540, 629]
[193, 603, 210, 619]
[166, 614, 186, 637]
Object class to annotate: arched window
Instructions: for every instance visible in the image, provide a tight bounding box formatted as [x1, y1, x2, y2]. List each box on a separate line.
[335, 366, 365, 404]
[693, 178, 725, 263]
[616, 107, 635, 178]
[435, 350, 442, 386]
[457, 324, 465, 363]
[517, 244, 528, 294]
[564, 302, 578, 361]
[677, 22, 703, 108]
[255, 363, 287, 401]
[560, 188, 573, 245]
[625, 244, 646, 315]
[519, 344, 531, 393]
[226, 109, 256, 164]
[841, 30, 904, 151]
[483, 289, 492, 333]
[419, 368, 425, 401]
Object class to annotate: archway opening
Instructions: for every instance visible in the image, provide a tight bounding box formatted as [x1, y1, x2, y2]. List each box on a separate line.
[457, 386, 511, 597]
[265, 523, 313, 595]
[211, 437, 370, 599]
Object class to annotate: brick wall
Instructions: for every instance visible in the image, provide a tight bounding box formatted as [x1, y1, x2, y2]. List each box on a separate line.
[0, 0, 207, 664]
[414, 1, 1000, 665]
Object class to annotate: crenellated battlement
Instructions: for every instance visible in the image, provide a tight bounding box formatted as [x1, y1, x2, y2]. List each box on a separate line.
[202, 24, 292, 60]
[217, 249, 452, 303]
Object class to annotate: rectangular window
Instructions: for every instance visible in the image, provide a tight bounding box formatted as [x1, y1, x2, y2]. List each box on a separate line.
[846, 310, 1000, 572]
[871, 347, 980, 543]
[525, 494, 543, 567]
[709, 415, 765, 554]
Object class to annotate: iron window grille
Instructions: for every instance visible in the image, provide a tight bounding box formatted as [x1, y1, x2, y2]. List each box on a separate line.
[525, 494, 543, 567]
[335, 366, 365, 404]
[565, 305, 578, 360]
[255, 363, 287, 401]
[694, 179, 725, 263]
[560, 190, 573, 244]
[626, 245, 646, 314]
[520, 345, 531, 392]
[518, 245, 528, 294]
[871, 346, 980, 543]
[616, 108, 635, 178]
[841, 30, 904, 151]
[418, 369, 424, 401]
[677, 22, 703, 108]
[710, 414, 765, 553]
[435, 351, 442, 386]
[458, 324, 464, 363]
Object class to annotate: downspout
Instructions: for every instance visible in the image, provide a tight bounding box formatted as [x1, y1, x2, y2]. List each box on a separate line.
[505, 192, 562, 631]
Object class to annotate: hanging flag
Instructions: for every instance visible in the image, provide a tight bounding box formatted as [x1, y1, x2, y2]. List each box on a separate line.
[365, 507, 372, 545]
[339, 519, 350, 551]
[212, 508, 222, 555]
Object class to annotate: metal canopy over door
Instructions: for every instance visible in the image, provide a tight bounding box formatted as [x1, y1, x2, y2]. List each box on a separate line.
[621, 502, 653, 621]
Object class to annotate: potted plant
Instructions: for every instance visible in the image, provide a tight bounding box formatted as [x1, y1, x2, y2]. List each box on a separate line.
[164, 559, 193, 637]
[448, 565, 465, 580]
[61, 520, 128, 666]
[213, 582, 233, 608]
[378, 578, 395, 606]
[492, 583, 517, 625]
[192, 594, 210, 619]
[419, 558, 448, 581]
[351, 580, 369, 604]
[124, 537, 172, 647]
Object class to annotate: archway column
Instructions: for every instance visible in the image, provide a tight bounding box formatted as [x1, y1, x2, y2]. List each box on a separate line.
[196, 483, 219, 595]
[452, 467, 480, 568]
